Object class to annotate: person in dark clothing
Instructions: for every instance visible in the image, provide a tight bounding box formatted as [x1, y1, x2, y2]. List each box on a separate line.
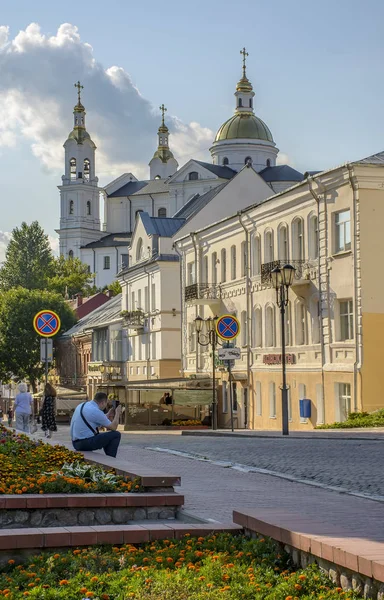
[7, 408, 13, 427]
[41, 382, 57, 438]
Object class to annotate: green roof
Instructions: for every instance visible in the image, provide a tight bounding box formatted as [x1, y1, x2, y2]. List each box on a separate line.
[215, 113, 273, 143]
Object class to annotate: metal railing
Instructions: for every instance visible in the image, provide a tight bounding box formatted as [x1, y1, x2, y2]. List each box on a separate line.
[261, 260, 306, 286]
[121, 310, 145, 328]
[185, 283, 222, 302]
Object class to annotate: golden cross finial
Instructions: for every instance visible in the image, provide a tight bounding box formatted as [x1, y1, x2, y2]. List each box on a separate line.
[159, 103, 167, 126]
[74, 80, 84, 104]
[240, 47, 249, 77]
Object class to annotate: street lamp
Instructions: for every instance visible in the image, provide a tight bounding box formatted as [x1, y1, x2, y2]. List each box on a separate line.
[271, 264, 295, 436]
[194, 315, 219, 430]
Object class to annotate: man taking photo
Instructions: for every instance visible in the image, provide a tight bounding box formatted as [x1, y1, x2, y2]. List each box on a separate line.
[70, 392, 122, 458]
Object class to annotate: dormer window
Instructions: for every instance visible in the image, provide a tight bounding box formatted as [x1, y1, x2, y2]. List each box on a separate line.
[70, 158, 76, 181]
[154, 175, 161, 180]
[266, 159, 271, 167]
[223, 157, 229, 166]
[188, 171, 198, 181]
[244, 156, 252, 166]
[158, 207, 167, 218]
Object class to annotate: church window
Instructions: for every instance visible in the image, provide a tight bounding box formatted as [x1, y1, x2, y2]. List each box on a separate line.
[86, 201, 91, 216]
[103, 256, 111, 270]
[68, 250, 74, 260]
[238, 98, 243, 107]
[266, 158, 271, 167]
[158, 207, 167, 218]
[244, 156, 252, 166]
[121, 254, 129, 269]
[84, 159, 90, 181]
[250, 98, 253, 109]
[136, 238, 144, 261]
[154, 175, 161, 180]
[165, 137, 168, 145]
[188, 171, 198, 181]
[222, 157, 229, 166]
[135, 209, 143, 218]
[159, 137, 163, 145]
[70, 158, 76, 181]
[69, 200, 74, 215]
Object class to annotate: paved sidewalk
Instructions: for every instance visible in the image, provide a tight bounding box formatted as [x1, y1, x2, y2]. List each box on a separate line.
[182, 428, 384, 440]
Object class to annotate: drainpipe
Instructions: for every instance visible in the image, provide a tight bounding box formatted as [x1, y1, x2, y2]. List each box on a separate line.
[238, 212, 251, 429]
[173, 242, 186, 374]
[347, 164, 361, 412]
[115, 246, 119, 276]
[92, 249, 96, 283]
[127, 196, 132, 232]
[191, 233, 199, 371]
[143, 266, 151, 379]
[307, 176, 327, 419]
[149, 194, 155, 217]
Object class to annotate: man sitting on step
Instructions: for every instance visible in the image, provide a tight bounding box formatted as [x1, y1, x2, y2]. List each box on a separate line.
[70, 392, 122, 458]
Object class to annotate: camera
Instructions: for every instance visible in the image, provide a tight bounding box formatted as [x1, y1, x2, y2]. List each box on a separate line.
[112, 400, 120, 409]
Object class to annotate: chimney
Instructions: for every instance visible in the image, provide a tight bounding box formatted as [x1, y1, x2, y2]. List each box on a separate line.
[76, 293, 83, 307]
[106, 290, 113, 298]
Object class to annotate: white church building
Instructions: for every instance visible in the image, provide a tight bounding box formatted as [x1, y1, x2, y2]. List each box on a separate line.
[57, 54, 304, 289]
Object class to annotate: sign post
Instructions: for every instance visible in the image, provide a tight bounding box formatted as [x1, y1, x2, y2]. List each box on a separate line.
[216, 315, 240, 432]
[33, 310, 61, 385]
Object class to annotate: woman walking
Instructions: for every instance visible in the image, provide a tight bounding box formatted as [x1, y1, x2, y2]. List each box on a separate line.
[14, 383, 33, 432]
[41, 383, 57, 438]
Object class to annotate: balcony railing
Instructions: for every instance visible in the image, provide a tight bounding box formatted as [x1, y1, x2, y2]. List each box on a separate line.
[121, 310, 145, 329]
[185, 283, 222, 303]
[261, 260, 307, 286]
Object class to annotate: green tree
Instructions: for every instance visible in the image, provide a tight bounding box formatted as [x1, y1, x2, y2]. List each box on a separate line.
[105, 280, 122, 296]
[0, 288, 77, 391]
[48, 255, 95, 298]
[0, 222, 54, 291]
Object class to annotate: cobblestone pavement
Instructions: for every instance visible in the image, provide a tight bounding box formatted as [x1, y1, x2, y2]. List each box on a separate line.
[52, 427, 384, 498]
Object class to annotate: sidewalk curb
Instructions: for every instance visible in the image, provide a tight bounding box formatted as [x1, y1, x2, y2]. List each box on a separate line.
[181, 431, 384, 441]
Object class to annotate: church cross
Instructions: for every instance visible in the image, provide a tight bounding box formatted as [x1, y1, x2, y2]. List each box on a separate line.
[240, 47, 249, 76]
[159, 103, 167, 126]
[74, 80, 84, 103]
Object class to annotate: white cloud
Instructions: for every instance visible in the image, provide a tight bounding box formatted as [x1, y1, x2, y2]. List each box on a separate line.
[0, 232, 11, 263]
[276, 152, 294, 167]
[0, 22, 214, 178]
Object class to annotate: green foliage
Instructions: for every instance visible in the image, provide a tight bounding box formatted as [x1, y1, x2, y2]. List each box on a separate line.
[0, 221, 53, 291]
[0, 288, 76, 389]
[316, 408, 384, 429]
[105, 280, 122, 296]
[48, 255, 95, 298]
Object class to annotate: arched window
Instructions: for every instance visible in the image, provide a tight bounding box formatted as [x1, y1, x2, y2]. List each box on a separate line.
[251, 234, 261, 276]
[68, 250, 74, 260]
[278, 224, 289, 262]
[265, 305, 275, 347]
[222, 157, 229, 166]
[159, 137, 163, 145]
[188, 171, 198, 181]
[70, 158, 76, 181]
[221, 249, 227, 283]
[230, 245, 237, 280]
[136, 238, 143, 262]
[86, 201, 91, 216]
[135, 209, 143, 218]
[244, 156, 252, 166]
[154, 175, 161, 180]
[252, 305, 262, 348]
[292, 217, 305, 260]
[295, 300, 307, 345]
[309, 214, 319, 259]
[241, 311, 247, 346]
[249, 98, 253, 109]
[211, 252, 218, 284]
[266, 158, 271, 168]
[264, 230, 274, 263]
[238, 98, 243, 107]
[241, 241, 247, 277]
[158, 207, 167, 218]
[269, 382, 276, 418]
[69, 200, 74, 215]
[83, 159, 90, 181]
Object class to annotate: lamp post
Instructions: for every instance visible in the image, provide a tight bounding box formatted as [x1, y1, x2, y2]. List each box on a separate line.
[194, 315, 219, 430]
[271, 264, 295, 436]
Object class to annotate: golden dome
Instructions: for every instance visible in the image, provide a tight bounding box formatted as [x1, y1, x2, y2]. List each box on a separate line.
[215, 113, 274, 143]
[236, 76, 253, 93]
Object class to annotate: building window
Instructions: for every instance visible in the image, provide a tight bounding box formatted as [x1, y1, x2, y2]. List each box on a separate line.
[86, 201, 91, 215]
[266, 158, 271, 167]
[340, 299, 354, 340]
[104, 256, 111, 270]
[241, 311, 247, 346]
[69, 200, 74, 215]
[337, 383, 351, 422]
[265, 305, 275, 347]
[335, 210, 351, 253]
[223, 157, 229, 166]
[298, 383, 307, 423]
[221, 249, 227, 283]
[121, 254, 129, 269]
[188, 171, 198, 181]
[222, 381, 228, 413]
[251, 234, 261, 276]
[255, 381, 262, 416]
[188, 323, 196, 352]
[83, 159, 90, 181]
[68, 250, 74, 260]
[311, 298, 320, 344]
[201, 256, 208, 283]
[238, 98, 243, 107]
[144, 286, 149, 312]
[135, 209, 143, 219]
[136, 238, 143, 262]
[249, 98, 253, 109]
[230, 245, 237, 280]
[232, 382, 238, 412]
[70, 158, 76, 181]
[292, 217, 304, 260]
[252, 305, 262, 348]
[309, 214, 319, 259]
[278, 224, 289, 261]
[241, 241, 247, 277]
[264, 230, 274, 263]
[158, 207, 167, 218]
[244, 156, 252, 166]
[269, 382, 276, 418]
[296, 301, 307, 345]
[187, 262, 196, 285]
[211, 252, 217, 284]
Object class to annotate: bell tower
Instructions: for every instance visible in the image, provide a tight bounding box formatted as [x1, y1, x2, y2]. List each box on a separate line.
[149, 104, 178, 180]
[57, 81, 102, 259]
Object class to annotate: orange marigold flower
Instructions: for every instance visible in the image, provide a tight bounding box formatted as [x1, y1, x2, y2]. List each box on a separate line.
[298, 574, 307, 581]
[90, 576, 98, 582]
[59, 579, 69, 585]
[86, 593, 95, 598]
[294, 584, 302, 590]
[80, 587, 87, 593]
[8, 560, 15, 565]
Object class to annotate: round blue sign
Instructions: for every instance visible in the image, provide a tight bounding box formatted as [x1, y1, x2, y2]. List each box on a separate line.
[216, 314, 240, 341]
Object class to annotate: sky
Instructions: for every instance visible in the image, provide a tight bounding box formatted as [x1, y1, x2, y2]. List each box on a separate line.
[0, 0, 383, 259]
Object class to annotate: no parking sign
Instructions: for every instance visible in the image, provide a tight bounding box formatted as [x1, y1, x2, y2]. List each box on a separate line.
[215, 314, 240, 341]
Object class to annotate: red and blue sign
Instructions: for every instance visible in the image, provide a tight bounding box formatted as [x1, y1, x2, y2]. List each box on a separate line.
[33, 310, 61, 338]
[216, 314, 240, 341]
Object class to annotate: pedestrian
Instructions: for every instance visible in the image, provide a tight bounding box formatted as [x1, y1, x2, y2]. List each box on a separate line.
[7, 407, 13, 427]
[70, 391, 122, 458]
[14, 383, 33, 433]
[41, 382, 57, 439]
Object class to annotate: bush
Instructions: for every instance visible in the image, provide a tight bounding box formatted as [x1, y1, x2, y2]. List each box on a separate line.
[316, 408, 384, 429]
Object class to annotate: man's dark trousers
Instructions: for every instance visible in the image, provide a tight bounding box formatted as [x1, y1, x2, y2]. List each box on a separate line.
[72, 431, 121, 457]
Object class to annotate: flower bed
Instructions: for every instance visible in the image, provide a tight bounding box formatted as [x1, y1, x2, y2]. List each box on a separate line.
[0, 426, 141, 495]
[0, 533, 362, 599]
